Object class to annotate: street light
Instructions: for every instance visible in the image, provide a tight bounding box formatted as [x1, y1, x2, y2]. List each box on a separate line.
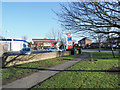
[5, 30, 9, 39]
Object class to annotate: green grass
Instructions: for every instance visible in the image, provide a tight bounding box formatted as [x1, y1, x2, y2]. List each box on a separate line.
[32, 51, 120, 88]
[2, 54, 80, 85]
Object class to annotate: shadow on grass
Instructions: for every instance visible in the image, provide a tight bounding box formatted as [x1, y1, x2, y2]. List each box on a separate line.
[11, 66, 120, 73]
[62, 59, 71, 60]
[98, 57, 119, 59]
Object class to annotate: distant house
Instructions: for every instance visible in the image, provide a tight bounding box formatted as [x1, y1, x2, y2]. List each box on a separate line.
[104, 37, 120, 48]
[78, 37, 92, 48]
[90, 43, 99, 48]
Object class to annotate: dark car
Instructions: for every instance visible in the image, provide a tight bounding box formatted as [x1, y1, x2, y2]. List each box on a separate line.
[19, 47, 31, 55]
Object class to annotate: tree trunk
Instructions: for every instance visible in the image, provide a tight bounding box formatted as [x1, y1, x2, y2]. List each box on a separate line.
[110, 44, 115, 58]
[98, 43, 101, 52]
[108, 33, 115, 58]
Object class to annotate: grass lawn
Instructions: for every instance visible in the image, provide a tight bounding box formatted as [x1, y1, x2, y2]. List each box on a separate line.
[32, 51, 120, 88]
[84, 48, 120, 51]
[2, 54, 80, 85]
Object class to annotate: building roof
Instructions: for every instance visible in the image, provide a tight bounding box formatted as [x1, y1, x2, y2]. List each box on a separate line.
[0, 39, 29, 43]
[32, 39, 60, 42]
[78, 37, 92, 42]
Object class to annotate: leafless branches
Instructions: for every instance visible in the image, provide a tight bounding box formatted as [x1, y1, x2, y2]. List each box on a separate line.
[45, 28, 63, 40]
[56, 2, 120, 35]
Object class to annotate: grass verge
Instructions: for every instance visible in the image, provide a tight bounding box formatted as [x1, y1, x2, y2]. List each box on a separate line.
[32, 51, 120, 88]
[2, 54, 80, 85]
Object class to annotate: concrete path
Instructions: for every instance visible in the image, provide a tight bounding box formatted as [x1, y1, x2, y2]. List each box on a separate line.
[2, 53, 89, 89]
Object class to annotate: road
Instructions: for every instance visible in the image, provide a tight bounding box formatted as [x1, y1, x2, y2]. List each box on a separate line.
[82, 49, 119, 53]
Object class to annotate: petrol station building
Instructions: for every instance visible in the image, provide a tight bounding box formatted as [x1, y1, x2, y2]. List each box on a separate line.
[32, 39, 60, 50]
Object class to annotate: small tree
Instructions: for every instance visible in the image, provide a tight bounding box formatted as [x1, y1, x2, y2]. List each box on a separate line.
[46, 28, 63, 40]
[0, 36, 5, 39]
[89, 31, 107, 52]
[22, 36, 27, 40]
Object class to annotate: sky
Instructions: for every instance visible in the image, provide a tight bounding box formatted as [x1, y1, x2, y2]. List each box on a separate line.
[1, 0, 119, 43]
[2, 2, 66, 41]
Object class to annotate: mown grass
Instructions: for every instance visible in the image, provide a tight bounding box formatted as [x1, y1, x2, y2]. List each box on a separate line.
[2, 54, 80, 85]
[32, 51, 120, 88]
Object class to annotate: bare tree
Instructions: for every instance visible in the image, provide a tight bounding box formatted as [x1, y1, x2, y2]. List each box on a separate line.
[90, 31, 107, 52]
[106, 27, 120, 58]
[22, 36, 27, 40]
[55, 1, 120, 58]
[45, 28, 63, 40]
[55, 1, 120, 36]
[0, 36, 4, 39]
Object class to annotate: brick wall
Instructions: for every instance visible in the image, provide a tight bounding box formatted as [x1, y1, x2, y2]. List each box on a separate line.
[85, 39, 92, 45]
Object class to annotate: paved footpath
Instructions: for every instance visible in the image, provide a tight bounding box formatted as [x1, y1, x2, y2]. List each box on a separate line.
[2, 53, 89, 89]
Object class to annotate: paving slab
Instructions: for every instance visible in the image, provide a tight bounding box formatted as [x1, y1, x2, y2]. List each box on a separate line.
[2, 53, 89, 89]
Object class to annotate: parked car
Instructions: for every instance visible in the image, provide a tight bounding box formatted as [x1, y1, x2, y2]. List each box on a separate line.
[19, 47, 31, 55]
[47, 47, 62, 52]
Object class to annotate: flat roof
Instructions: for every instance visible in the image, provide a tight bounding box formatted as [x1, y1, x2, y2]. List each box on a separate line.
[0, 39, 29, 43]
[32, 39, 60, 41]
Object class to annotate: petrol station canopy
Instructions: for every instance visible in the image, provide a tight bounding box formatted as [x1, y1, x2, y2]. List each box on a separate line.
[32, 39, 60, 42]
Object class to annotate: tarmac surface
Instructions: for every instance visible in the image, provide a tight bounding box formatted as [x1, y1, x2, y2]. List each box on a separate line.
[82, 49, 119, 53]
[2, 53, 89, 89]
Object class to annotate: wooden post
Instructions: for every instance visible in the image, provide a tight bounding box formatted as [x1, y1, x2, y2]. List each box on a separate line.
[90, 53, 93, 61]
